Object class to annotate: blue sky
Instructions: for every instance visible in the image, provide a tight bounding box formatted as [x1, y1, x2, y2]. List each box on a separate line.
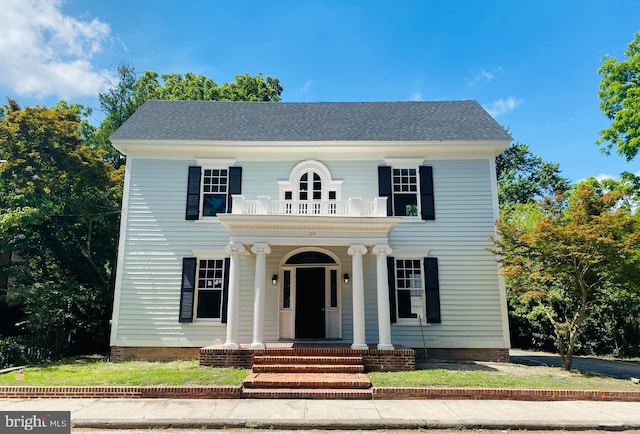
[1, 0, 638, 182]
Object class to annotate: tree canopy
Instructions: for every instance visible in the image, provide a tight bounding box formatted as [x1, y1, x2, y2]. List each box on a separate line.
[491, 183, 640, 369]
[94, 64, 283, 167]
[597, 32, 640, 161]
[0, 99, 123, 349]
[496, 142, 570, 209]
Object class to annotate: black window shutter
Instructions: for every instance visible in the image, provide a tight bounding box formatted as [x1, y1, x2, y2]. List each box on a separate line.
[419, 165, 435, 220]
[221, 257, 231, 323]
[227, 167, 242, 213]
[387, 256, 397, 323]
[378, 166, 393, 216]
[186, 166, 201, 220]
[424, 257, 441, 323]
[179, 258, 197, 323]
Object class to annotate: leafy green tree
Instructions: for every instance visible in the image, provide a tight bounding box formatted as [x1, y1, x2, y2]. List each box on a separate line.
[496, 142, 570, 209]
[0, 99, 123, 352]
[95, 64, 283, 167]
[491, 183, 640, 369]
[597, 32, 640, 161]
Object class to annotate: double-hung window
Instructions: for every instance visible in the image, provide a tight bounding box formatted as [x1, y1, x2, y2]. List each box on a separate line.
[195, 259, 225, 319]
[186, 166, 242, 220]
[387, 256, 441, 324]
[179, 257, 230, 323]
[378, 165, 435, 220]
[202, 169, 228, 217]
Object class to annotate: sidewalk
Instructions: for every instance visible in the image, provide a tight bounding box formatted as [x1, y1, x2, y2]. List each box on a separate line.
[2, 398, 640, 430]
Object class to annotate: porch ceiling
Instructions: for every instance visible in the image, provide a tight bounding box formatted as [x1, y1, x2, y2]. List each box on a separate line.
[217, 214, 401, 246]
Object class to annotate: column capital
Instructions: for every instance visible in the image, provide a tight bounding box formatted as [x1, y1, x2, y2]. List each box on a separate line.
[225, 242, 246, 255]
[347, 244, 368, 256]
[372, 244, 392, 256]
[251, 243, 271, 255]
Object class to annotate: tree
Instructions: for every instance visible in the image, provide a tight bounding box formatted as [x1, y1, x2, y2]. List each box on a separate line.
[491, 183, 640, 369]
[496, 142, 570, 209]
[95, 64, 283, 167]
[0, 99, 123, 353]
[597, 32, 640, 161]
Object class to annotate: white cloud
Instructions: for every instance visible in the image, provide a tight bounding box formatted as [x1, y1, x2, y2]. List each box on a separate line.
[484, 96, 522, 117]
[466, 66, 503, 86]
[0, 0, 113, 99]
[410, 92, 422, 101]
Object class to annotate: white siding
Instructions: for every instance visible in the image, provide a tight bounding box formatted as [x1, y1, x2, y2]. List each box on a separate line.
[111, 157, 507, 350]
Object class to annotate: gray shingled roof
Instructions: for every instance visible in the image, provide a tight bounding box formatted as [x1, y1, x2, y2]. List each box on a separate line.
[110, 100, 512, 142]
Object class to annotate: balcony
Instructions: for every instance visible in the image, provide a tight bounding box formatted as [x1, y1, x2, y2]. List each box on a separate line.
[231, 195, 388, 217]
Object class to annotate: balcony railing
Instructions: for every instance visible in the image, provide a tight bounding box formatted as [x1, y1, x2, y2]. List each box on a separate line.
[231, 195, 388, 217]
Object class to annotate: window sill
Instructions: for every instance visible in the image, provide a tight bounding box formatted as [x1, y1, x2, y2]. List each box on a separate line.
[191, 320, 225, 325]
[393, 321, 432, 327]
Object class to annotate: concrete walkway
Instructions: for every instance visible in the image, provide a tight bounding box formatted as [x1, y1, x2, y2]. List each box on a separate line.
[2, 398, 640, 430]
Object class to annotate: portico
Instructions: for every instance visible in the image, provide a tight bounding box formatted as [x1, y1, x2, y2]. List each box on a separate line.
[217, 211, 400, 350]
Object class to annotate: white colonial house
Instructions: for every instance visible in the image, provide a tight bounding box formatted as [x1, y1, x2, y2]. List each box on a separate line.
[108, 100, 512, 364]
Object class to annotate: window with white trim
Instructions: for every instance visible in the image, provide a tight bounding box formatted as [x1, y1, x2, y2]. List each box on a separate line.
[195, 259, 225, 319]
[395, 258, 425, 320]
[202, 169, 228, 217]
[392, 168, 418, 216]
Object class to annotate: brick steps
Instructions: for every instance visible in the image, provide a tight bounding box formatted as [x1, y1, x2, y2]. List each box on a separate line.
[242, 387, 373, 400]
[244, 373, 371, 389]
[242, 348, 373, 399]
[252, 364, 364, 373]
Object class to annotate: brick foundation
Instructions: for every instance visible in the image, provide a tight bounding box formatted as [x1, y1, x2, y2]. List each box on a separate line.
[420, 348, 509, 363]
[199, 343, 416, 372]
[110, 346, 200, 362]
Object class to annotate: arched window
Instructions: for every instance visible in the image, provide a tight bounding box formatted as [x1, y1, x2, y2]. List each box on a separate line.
[299, 171, 322, 201]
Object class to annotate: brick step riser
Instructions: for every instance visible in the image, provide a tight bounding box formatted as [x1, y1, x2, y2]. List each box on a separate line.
[253, 356, 363, 365]
[241, 388, 373, 400]
[252, 364, 364, 374]
[244, 381, 371, 390]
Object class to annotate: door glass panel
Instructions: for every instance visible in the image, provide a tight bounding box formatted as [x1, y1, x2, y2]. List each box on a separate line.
[283, 270, 291, 309]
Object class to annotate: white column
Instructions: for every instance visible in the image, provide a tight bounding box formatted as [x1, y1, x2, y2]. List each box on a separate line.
[224, 242, 245, 349]
[348, 244, 368, 350]
[250, 243, 270, 349]
[373, 244, 394, 350]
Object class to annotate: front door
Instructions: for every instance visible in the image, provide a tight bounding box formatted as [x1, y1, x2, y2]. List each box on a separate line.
[295, 267, 325, 338]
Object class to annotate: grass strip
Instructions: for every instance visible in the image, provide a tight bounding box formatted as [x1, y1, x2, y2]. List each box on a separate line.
[368, 368, 638, 390]
[0, 358, 248, 386]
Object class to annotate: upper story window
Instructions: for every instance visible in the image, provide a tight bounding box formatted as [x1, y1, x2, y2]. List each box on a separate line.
[279, 161, 343, 215]
[392, 168, 418, 216]
[299, 172, 322, 200]
[378, 164, 435, 220]
[202, 169, 228, 216]
[186, 165, 242, 220]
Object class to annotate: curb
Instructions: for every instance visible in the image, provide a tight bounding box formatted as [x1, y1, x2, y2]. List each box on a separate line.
[71, 419, 640, 431]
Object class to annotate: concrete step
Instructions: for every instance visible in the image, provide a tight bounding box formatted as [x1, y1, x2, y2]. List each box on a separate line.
[252, 364, 364, 373]
[253, 355, 363, 365]
[243, 373, 372, 389]
[241, 387, 373, 400]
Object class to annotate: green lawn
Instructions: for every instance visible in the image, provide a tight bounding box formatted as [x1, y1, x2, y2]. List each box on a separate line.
[0, 356, 636, 390]
[368, 368, 638, 390]
[0, 357, 248, 386]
